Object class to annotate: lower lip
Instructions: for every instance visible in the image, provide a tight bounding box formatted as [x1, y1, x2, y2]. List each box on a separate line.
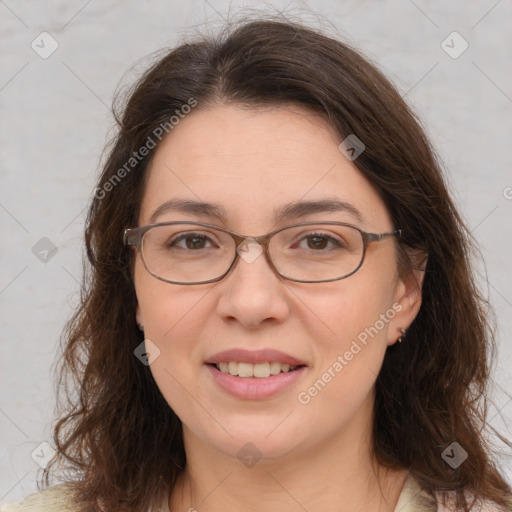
[206, 364, 307, 400]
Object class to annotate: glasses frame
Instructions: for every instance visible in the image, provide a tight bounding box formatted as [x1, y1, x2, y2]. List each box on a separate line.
[124, 221, 402, 285]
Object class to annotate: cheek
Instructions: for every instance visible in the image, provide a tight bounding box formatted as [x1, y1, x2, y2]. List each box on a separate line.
[134, 257, 208, 340]
[299, 270, 397, 408]
[318, 264, 398, 351]
[134, 261, 214, 413]
[296, 310, 391, 430]
[337, 290, 394, 343]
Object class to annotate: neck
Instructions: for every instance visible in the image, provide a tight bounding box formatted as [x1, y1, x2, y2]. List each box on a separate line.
[168, 401, 407, 512]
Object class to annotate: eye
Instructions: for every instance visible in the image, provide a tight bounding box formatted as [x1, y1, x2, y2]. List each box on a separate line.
[169, 232, 218, 250]
[294, 231, 347, 251]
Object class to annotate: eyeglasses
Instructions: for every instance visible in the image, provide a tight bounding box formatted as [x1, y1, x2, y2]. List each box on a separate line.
[123, 221, 401, 285]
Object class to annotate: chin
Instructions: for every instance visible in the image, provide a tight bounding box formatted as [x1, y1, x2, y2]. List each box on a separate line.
[189, 414, 309, 464]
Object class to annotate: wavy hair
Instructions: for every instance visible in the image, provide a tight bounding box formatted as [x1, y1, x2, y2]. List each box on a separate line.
[41, 15, 512, 512]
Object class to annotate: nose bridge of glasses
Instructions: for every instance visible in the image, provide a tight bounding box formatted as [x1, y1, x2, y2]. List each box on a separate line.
[230, 231, 271, 250]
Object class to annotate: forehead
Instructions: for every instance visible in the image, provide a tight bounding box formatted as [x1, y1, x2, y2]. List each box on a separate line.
[139, 104, 390, 230]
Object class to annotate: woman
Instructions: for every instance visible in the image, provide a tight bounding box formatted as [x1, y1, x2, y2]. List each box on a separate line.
[2, 16, 511, 512]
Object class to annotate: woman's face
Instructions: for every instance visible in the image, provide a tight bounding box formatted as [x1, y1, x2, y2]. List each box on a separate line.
[134, 104, 420, 463]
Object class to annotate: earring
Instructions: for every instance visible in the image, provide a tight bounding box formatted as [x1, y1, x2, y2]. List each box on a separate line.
[138, 323, 144, 332]
[397, 328, 406, 343]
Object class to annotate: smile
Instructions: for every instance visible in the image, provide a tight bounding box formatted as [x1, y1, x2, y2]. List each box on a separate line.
[206, 364, 307, 400]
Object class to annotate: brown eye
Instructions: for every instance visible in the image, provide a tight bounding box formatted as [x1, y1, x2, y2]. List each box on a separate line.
[169, 233, 217, 250]
[293, 232, 346, 251]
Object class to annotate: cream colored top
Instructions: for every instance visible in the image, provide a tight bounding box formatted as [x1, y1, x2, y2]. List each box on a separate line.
[0, 473, 506, 511]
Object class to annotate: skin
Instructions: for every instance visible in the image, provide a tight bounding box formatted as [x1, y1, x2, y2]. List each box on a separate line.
[133, 104, 425, 512]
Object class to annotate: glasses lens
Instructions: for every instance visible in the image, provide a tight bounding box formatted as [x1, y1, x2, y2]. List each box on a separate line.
[269, 223, 364, 281]
[141, 223, 364, 284]
[142, 224, 235, 284]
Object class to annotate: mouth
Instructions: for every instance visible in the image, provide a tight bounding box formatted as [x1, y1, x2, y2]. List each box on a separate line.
[207, 361, 306, 378]
[205, 362, 307, 400]
[204, 348, 308, 398]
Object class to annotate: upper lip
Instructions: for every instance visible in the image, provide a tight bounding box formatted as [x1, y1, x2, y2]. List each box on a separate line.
[205, 349, 307, 366]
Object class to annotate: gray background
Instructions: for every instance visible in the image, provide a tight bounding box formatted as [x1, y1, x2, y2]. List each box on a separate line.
[1, 0, 511, 504]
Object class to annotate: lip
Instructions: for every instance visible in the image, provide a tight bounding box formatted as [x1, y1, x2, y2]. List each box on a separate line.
[204, 348, 307, 366]
[206, 364, 307, 400]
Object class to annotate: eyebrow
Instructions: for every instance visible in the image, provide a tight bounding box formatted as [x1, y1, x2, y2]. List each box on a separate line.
[149, 197, 365, 226]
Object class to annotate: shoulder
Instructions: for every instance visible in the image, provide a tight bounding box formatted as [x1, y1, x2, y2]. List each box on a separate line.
[396, 474, 510, 512]
[434, 490, 511, 512]
[0, 483, 80, 512]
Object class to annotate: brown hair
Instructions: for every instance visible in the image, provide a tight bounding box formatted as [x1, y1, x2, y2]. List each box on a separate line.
[41, 16, 512, 512]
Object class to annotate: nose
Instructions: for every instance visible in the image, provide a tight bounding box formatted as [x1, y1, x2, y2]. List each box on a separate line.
[215, 240, 290, 328]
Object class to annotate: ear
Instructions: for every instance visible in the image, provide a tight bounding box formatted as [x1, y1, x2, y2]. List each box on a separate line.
[387, 250, 428, 346]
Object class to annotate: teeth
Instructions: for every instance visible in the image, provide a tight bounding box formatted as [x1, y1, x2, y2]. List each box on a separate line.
[238, 362, 254, 378]
[269, 361, 282, 375]
[253, 363, 270, 378]
[215, 361, 298, 377]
